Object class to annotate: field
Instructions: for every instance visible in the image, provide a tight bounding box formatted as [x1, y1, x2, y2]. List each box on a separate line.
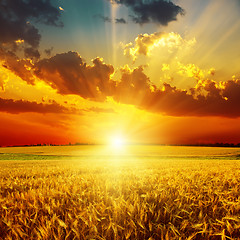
[0, 145, 240, 239]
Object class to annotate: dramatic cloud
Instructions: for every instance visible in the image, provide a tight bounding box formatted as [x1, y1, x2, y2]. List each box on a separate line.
[0, 0, 62, 57]
[113, 65, 154, 106]
[0, 49, 35, 85]
[103, 64, 240, 118]
[114, 70, 240, 118]
[0, 97, 70, 114]
[110, 0, 184, 25]
[0, 17, 40, 49]
[0, 69, 8, 91]
[34, 51, 115, 101]
[123, 32, 196, 61]
[4, 47, 240, 118]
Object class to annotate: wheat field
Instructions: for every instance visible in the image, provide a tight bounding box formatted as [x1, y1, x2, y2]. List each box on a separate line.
[0, 146, 240, 239]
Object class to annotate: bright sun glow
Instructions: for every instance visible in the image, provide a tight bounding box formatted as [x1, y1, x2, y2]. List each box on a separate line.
[112, 137, 124, 147]
[109, 135, 126, 150]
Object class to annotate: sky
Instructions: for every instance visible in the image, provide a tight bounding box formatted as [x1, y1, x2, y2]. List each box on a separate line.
[1, 0, 240, 146]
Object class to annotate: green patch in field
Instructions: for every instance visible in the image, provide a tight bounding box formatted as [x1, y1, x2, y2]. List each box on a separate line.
[0, 153, 67, 161]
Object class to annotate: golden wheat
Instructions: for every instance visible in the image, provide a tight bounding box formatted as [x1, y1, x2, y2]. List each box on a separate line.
[0, 153, 240, 239]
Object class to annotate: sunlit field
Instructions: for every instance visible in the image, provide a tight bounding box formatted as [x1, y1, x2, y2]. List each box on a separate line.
[1, 145, 240, 239]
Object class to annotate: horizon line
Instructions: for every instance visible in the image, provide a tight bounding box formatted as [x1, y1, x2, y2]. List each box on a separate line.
[1, 142, 240, 148]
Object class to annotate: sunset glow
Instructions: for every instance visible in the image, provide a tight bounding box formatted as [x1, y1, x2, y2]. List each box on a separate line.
[0, 0, 240, 146]
[111, 135, 126, 149]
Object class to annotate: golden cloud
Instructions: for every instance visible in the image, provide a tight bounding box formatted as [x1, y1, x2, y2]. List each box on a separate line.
[123, 32, 196, 61]
[177, 62, 215, 81]
[0, 65, 9, 91]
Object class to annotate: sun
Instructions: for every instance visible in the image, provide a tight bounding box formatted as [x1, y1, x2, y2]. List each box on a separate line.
[109, 135, 126, 150]
[112, 137, 124, 148]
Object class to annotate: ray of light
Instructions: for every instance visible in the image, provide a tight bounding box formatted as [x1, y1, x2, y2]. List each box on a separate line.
[110, 2, 119, 66]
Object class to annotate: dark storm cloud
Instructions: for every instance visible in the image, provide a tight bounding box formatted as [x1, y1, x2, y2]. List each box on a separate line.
[0, 0, 62, 58]
[115, 18, 127, 24]
[0, 0, 62, 46]
[0, 0, 63, 85]
[110, 0, 184, 25]
[0, 97, 70, 114]
[0, 17, 41, 48]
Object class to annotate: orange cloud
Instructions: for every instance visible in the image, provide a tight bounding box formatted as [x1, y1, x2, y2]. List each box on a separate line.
[0, 97, 71, 114]
[113, 66, 240, 118]
[0, 50, 35, 85]
[34, 52, 115, 101]
[0, 67, 9, 91]
[2, 50, 240, 118]
[113, 65, 155, 105]
[144, 79, 240, 118]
